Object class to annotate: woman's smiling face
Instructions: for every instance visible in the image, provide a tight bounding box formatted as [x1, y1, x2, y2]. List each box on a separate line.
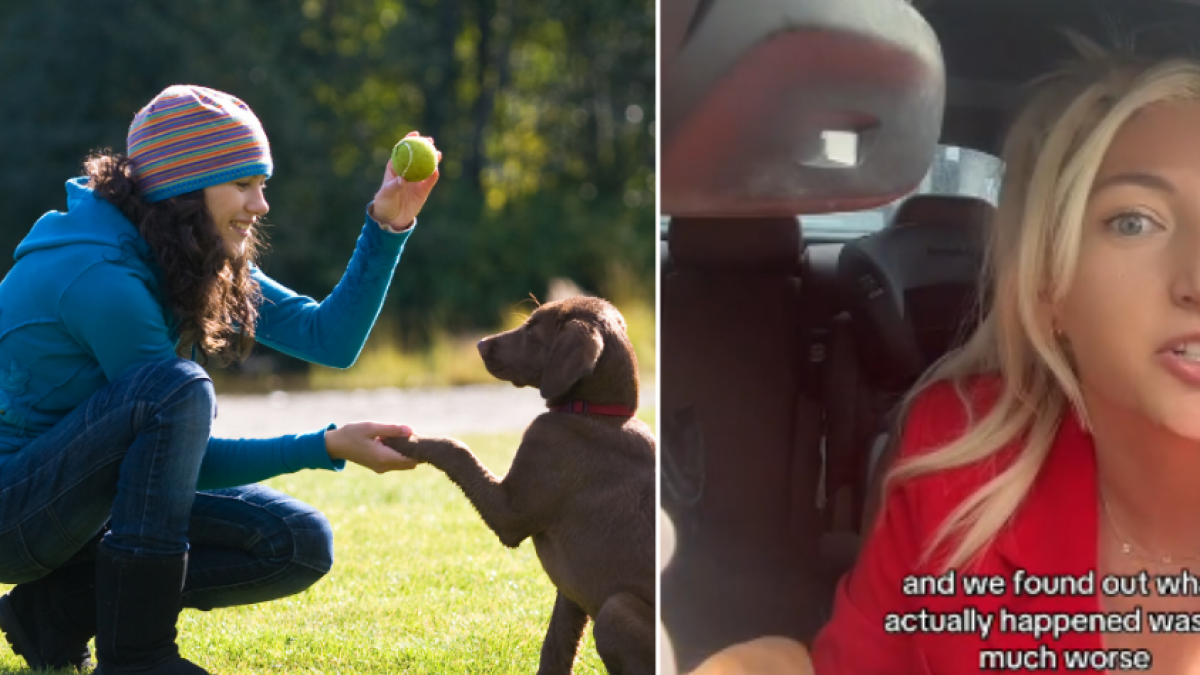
[203, 175, 269, 257]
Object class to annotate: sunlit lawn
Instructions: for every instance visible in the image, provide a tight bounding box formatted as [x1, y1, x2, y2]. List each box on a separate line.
[0, 408, 655, 674]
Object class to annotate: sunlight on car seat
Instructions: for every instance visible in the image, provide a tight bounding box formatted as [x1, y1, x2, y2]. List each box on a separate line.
[814, 130, 860, 168]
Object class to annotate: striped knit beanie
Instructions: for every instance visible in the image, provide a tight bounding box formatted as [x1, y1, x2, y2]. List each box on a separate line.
[127, 85, 273, 203]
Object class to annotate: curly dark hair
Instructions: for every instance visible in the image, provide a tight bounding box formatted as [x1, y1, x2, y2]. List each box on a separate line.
[83, 149, 265, 367]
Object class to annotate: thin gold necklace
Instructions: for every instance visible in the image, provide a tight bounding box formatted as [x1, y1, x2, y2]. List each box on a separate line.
[1100, 492, 1200, 565]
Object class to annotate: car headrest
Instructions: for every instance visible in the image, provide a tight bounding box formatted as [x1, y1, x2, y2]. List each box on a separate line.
[662, 0, 945, 216]
[838, 196, 991, 388]
[891, 194, 994, 229]
[668, 216, 802, 273]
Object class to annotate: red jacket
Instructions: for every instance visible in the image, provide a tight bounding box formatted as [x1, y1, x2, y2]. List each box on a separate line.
[810, 377, 1122, 674]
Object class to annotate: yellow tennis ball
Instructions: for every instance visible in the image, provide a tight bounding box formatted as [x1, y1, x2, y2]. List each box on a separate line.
[391, 137, 437, 182]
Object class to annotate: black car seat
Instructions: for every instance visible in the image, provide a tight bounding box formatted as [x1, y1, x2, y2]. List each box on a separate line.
[821, 194, 992, 574]
[661, 216, 829, 672]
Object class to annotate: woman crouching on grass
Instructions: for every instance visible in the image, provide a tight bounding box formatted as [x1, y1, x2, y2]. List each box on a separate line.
[690, 35, 1200, 675]
[0, 85, 440, 674]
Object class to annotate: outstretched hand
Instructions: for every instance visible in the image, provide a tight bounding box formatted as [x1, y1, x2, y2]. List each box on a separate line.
[657, 513, 813, 675]
[325, 422, 418, 473]
[687, 637, 814, 675]
[371, 130, 442, 231]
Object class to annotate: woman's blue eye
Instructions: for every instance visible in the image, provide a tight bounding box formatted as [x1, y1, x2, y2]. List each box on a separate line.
[1106, 212, 1158, 236]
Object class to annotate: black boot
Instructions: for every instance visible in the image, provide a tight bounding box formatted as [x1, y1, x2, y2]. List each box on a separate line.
[94, 543, 209, 674]
[0, 561, 96, 671]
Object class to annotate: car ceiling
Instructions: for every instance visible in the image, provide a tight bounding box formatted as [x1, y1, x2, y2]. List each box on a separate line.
[925, 0, 1200, 153]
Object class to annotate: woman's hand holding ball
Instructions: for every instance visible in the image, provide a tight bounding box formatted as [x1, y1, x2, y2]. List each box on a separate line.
[371, 131, 442, 232]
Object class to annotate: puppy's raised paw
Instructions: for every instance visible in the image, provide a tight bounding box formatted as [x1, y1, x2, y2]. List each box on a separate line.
[381, 434, 427, 462]
[381, 434, 466, 463]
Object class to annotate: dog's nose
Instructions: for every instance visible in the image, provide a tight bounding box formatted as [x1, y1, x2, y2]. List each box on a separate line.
[477, 339, 491, 358]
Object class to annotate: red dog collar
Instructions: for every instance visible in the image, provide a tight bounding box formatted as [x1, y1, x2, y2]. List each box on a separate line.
[549, 401, 636, 417]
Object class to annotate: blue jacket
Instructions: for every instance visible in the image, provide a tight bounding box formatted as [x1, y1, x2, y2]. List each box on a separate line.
[0, 177, 413, 489]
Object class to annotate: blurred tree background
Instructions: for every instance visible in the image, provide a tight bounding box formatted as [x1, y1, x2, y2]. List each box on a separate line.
[0, 0, 655, 390]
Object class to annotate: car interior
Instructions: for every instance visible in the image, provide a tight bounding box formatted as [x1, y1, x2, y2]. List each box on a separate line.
[658, 0, 1200, 670]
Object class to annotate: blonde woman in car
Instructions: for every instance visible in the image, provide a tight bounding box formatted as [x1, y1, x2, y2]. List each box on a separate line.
[686, 36, 1200, 675]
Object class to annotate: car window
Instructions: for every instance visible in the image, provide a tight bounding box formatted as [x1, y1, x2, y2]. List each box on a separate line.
[660, 145, 1003, 238]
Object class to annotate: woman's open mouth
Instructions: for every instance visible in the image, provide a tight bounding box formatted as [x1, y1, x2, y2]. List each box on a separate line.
[1158, 338, 1200, 387]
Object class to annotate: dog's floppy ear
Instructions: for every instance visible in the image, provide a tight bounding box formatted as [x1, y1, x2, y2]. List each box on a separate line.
[540, 318, 603, 400]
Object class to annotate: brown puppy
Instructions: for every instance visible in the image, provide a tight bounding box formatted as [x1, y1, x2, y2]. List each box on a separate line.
[384, 296, 656, 674]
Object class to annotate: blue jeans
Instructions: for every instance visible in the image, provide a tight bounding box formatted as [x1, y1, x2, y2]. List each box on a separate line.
[0, 359, 333, 609]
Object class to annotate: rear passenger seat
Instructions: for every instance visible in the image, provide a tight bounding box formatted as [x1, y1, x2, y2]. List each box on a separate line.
[821, 194, 992, 573]
[661, 216, 829, 671]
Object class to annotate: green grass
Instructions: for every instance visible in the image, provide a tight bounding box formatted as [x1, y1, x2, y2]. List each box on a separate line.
[0, 411, 655, 674]
[210, 296, 656, 394]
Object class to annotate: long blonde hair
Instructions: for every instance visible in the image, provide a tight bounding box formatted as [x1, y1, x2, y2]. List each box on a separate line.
[886, 34, 1200, 572]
